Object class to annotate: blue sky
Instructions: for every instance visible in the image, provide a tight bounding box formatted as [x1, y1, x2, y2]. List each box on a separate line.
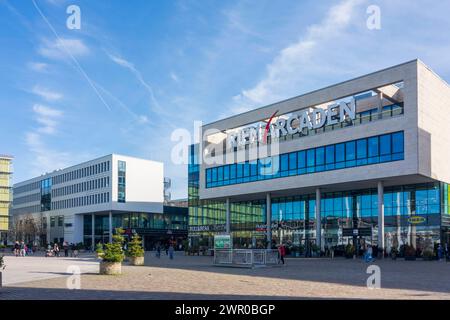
[1, 0, 450, 199]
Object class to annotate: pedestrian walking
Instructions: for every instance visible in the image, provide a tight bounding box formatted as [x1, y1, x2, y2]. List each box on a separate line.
[168, 244, 174, 260]
[278, 244, 286, 265]
[14, 241, 20, 257]
[63, 241, 69, 257]
[19, 241, 25, 257]
[156, 244, 161, 258]
[365, 245, 373, 262]
[54, 243, 60, 257]
[438, 244, 443, 261]
[445, 243, 449, 261]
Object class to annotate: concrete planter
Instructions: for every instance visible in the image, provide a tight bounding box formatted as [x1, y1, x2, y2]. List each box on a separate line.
[96, 252, 104, 259]
[99, 261, 122, 275]
[129, 256, 145, 266]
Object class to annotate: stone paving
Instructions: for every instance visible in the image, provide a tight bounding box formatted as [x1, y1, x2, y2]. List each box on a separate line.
[1, 251, 450, 299]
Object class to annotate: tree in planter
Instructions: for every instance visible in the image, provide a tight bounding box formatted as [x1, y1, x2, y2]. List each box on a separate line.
[95, 243, 104, 258]
[311, 244, 320, 257]
[422, 248, 435, 261]
[345, 244, 355, 259]
[127, 233, 145, 266]
[99, 228, 125, 275]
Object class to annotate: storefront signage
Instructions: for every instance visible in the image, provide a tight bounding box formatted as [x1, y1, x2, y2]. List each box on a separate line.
[227, 99, 356, 148]
[343, 227, 372, 237]
[214, 234, 232, 249]
[189, 224, 226, 232]
[408, 216, 426, 225]
[189, 225, 210, 232]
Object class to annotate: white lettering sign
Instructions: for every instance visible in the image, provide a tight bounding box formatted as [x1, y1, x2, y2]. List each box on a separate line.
[228, 99, 356, 148]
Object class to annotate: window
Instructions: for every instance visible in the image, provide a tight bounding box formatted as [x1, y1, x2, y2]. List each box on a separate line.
[368, 136, 379, 164]
[325, 145, 335, 170]
[356, 138, 367, 166]
[345, 141, 356, 167]
[297, 151, 306, 174]
[315, 147, 325, 172]
[118, 160, 126, 203]
[280, 154, 288, 176]
[379, 134, 392, 162]
[205, 132, 404, 188]
[306, 149, 315, 173]
[335, 143, 345, 169]
[289, 152, 297, 175]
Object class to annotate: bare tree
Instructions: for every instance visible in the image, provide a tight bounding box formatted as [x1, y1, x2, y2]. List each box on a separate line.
[10, 215, 41, 244]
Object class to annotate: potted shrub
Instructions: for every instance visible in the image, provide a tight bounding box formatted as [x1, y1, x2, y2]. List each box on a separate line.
[311, 244, 320, 257]
[422, 249, 435, 261]
[95, 243, 104, 259]
[404, 245, 416, 261]
[345, 244, 355, 259]
[127, 233, 145, 266]
[99, 228, 125, 275]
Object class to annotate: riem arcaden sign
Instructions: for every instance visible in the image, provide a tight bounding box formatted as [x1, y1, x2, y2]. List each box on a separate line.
[227, 99, 356, 148]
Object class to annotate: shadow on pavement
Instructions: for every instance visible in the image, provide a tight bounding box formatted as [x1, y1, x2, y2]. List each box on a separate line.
[139, 252, 450, 295]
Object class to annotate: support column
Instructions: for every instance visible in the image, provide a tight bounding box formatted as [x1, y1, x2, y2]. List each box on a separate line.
[378, 181, 385, 258]
[377, 92, 383, 119]
[108, 211, 113, 243]
[225, 198, 231, 234]
[266, 193, 272, 249]
[315, 188, 321, 253]
[91, 214, 95, 250]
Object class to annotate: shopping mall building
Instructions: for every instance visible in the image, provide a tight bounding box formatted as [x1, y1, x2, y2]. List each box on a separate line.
[188, 59, 450, 256]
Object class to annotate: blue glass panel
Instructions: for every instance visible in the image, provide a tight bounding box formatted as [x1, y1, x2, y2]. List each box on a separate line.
[280, 154, 289, 172]
[230, 164, 236, 179]
[307, 149, 315, 167]
[392, 132, 404, 153]
[297, 151, 306, 168]
[368, 137, 379, 157]
[316, 147, 325, 165]
[336, 143, 345, 162]
[380, 134, 391, 155]
[289, 152, 297, 170]
[356, 139, 367, 159]
[345, 141, 355, 160]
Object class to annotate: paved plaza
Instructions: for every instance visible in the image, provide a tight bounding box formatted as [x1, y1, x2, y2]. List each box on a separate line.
[1, 251, 450, 299]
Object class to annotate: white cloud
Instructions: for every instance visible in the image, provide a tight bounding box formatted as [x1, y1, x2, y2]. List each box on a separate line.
[28, 62, 49, 72]
[231, 0, 364, 113]
[137, 115, 149, 124]
[25, 132, 77, 177]
[31, 85, 63, 101]
[170, 72, 179, 82]
[38, 38, 89, 60]
[32, 104, 63, 135]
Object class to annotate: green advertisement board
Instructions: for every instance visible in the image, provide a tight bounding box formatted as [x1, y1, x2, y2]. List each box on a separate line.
[214, 234, 232, 249]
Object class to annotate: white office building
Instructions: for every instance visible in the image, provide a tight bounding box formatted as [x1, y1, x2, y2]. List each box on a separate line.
[12, 154, 165, 246]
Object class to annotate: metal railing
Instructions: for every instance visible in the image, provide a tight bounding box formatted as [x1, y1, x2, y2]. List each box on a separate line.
[213, 249, 279, 268]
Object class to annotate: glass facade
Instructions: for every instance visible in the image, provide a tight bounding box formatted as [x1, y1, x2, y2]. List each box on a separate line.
[190, 137, 450, 256]
[206, 131, 404, 188]
[118, 160, 126, 203]
[40, 178, 52, 212]
[83, 210, 188, 247]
